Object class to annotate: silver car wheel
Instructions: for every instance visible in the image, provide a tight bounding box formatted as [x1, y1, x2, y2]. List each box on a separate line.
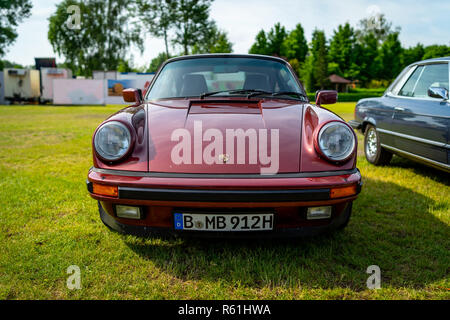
[365, 128, 378, 158]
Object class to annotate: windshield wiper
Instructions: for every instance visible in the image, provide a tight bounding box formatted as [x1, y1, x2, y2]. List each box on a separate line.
[200, 89, 274, 99]
[200, 89, 307, 100]
[246, 90, 308, 100]
[272, 91, 307, 98]
[200, 89, 240, 99]
[245, 90, 273, 98]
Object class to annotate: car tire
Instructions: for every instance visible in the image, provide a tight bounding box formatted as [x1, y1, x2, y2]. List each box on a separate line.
[364, 124, 392, 165]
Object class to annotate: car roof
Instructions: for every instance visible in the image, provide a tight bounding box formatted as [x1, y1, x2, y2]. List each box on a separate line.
[410, 56, 450, 66]
[164, 53, 289, 65]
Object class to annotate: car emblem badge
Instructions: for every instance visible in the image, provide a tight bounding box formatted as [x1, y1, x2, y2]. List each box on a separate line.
[219, 153, 230, 163]
[195, 221, 203, 229]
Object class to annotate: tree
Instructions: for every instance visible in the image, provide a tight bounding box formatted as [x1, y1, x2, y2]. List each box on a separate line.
[0, 0, 32, 57]
[288, 58, 301, 76]
[312, 30, 328, 90]
[171, 0, 213, 55]
[301, 54, 314, 92]
[117, 56, 146, 73]
[328, 23, 356, 79]
[282, 23, 308, 63]
[302, 29, 328, 91]
[356, 33, 380, 85]
[48, 0, 143, 77]
[191, 24, 233, 54]
[422, 45, 450, 60]
[354, 13, 402, 84]
[249, 30, 271, 55]
[377, 32, 403, 81]
[249, 23, 288, 57]
[138, 0, 177, 57]
[0, 59, 24, 70]
[147, 52, 170, 72]
[403, 43, 425, 66]
[356, 13, 399, 46]
[266, 22, 287, 56]
[208, 29, 233, 53]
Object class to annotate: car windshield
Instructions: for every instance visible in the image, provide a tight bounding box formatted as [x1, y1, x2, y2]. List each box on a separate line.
[146, 57, 305, 100]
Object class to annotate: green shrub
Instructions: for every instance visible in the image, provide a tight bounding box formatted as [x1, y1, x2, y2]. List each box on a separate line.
[307, 91, 384, 102]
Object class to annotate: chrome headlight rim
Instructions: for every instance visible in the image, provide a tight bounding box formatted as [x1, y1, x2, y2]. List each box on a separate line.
[315, 121, 356, 163]
[94, 120, 134, 162]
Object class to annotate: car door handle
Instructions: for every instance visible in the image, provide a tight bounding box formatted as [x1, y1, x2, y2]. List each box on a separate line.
[394, 106, 405, 111]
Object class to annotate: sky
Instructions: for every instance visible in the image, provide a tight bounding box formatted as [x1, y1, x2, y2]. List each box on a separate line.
[4, 0, 450, 68]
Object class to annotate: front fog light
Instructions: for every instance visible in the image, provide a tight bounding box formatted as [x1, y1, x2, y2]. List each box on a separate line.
[115, 205, 142, 219]
[307, 206, 332, 220]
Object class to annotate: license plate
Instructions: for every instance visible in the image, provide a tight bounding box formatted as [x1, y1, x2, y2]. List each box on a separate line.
[174, 212, 274, 231]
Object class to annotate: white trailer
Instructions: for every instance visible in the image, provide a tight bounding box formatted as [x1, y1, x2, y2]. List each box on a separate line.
[3, 69, 40, 102]
[93, 71, 118, 80]
[0, 71, 5, 105]
[40, 68, 72, 102]
[53, 79, 105, 105]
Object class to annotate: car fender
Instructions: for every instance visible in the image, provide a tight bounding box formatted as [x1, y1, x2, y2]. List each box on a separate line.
[361, 116, 377, 133]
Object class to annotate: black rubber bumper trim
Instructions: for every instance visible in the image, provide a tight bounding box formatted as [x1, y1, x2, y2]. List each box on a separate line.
[86, 180, 93, 193]
[357, 179, 363, 194]
[117, 187, 330, 202]
[348, 120, 362, 130]
[87, 179, 363, 202]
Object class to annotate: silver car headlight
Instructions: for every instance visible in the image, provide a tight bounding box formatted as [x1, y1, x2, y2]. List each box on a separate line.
[94, 121, 132, 161]
[317, 122, 355, 162]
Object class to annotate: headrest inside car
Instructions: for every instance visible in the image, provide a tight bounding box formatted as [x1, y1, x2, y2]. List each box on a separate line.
[244, 74, 271, 92]
[181, 74, 208, 97]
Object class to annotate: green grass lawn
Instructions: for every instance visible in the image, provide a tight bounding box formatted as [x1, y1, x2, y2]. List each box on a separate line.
[0, 103, 448, 300]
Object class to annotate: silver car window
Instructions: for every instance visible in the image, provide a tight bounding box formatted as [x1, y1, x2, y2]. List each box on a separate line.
[399, 63, 449, 98]
[398, 65, 424, 97]
[389, 65, 415, 95]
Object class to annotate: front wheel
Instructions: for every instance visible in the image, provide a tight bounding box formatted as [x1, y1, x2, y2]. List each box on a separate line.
[364, 124, 392, 165]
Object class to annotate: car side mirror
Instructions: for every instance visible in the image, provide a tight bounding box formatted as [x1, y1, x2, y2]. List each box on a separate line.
[315, 90, 338, 106]
[123, 88, 143, 103]
[427, 87, 449, 100]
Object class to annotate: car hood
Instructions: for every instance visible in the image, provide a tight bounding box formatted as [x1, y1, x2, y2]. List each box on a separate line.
[146, 99, 304, 174]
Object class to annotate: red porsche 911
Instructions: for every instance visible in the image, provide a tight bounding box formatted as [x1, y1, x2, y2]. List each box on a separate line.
[87, 54, 362, 237]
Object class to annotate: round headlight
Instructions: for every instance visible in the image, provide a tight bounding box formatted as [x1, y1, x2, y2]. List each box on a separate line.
[317, 122, 355, 162]
[94, 121, 132, 161]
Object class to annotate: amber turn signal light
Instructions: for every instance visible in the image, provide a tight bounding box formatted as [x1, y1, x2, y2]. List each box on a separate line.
[92, 183, 118, 197]
[330, 185, 357, 199]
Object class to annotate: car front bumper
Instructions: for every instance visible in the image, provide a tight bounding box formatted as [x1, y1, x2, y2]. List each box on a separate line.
[87, 167, 362, 238]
